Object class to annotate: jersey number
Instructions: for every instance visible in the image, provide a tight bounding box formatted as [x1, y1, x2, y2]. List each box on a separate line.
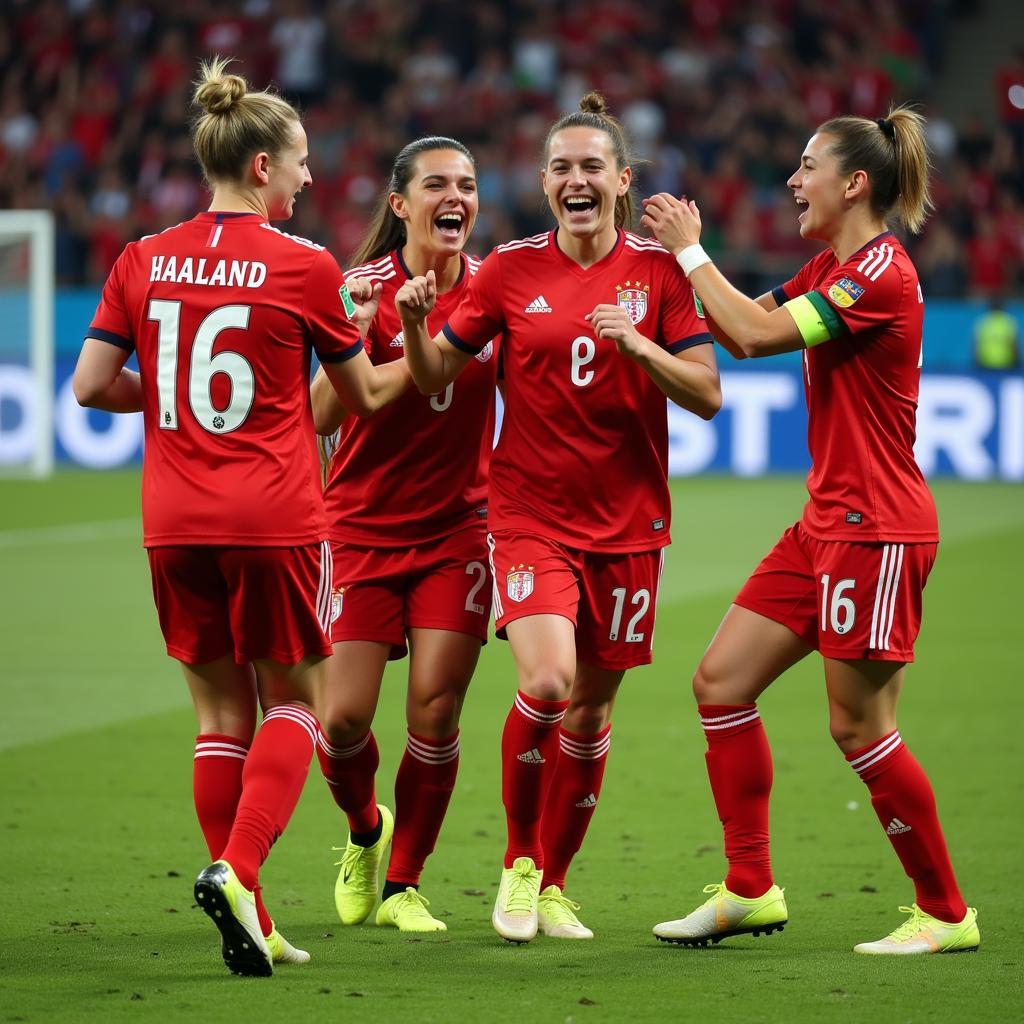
[430, 383, 454, 412]
[609, 587, 650, 642]
[464, 561, 488, 614]
[820, 574, 856, 634]
[571, 336, 596, 388]
[149, 300, 255, 433]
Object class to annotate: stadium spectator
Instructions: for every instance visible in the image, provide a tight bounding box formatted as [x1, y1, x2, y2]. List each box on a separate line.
[398, 93, 721, 944]
[973, 296, 1021, 370]
[71, 56, 409, 977]
[309, 136, 497, 934]
[644, 107, 979, 955]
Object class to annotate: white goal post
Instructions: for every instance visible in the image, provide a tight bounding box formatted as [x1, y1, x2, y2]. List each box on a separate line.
[0, 210, 55, 477]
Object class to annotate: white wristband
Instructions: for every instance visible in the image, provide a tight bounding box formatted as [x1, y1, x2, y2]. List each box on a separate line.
[676, 244, 711, 277]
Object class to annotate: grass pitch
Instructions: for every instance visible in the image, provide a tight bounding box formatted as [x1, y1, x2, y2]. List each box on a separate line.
[0, 471, 1020, 1022]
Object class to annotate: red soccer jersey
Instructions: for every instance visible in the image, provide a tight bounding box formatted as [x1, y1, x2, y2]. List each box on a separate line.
[323, 249, 497, 546]
[443, 230, 712, 553]
[86, 212, 363, 547]
[773, 231, 939, 542]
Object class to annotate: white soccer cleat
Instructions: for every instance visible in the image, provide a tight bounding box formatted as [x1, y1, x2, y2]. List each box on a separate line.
[492, 857, 542, 943]
[854, 904, 980, 955]
[266, 925, 311, 964]
[653, 882, 787, 947]
[538, 885, 594, 939]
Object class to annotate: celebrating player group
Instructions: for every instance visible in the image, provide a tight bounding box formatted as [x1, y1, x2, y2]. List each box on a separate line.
[73, 56, 979, 977]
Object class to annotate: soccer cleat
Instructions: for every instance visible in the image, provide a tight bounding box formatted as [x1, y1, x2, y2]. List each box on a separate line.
[333, 804, 395, 925]
[492, 857, 542, 944]
[653, 882, 788, 947]
[265, 925, 311, 965]
[853, 904, 980, 955]
[538, 885, 594, 939]
[376, 888, 448, 932]
[194, 860, 273, 977]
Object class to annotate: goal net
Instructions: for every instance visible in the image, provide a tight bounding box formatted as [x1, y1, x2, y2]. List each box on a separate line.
[0, 210, 55, 477]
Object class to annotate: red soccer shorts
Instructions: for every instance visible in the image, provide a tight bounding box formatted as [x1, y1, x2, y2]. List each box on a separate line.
[147, 542, 334, 665]
[488, 530, 665, 671]
[328, 523, 491, 658]
[734, 522, 937, 662]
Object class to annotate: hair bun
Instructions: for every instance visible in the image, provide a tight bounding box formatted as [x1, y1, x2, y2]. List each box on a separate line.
[195, 73, 247, 115]
[579, 91, 608, 116]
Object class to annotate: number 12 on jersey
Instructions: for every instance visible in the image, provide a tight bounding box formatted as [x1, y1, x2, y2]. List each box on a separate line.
[149, 299, 256, 434]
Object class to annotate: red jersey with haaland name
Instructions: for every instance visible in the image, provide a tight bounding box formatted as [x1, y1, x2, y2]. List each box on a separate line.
[86, 211, 363, 547]
[772, 231, 938, 542]
[323, 249, 497, 547]
[443, 229, 712, 553]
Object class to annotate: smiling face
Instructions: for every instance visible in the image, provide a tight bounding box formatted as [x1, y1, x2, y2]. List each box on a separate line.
[542, 127, 630, 241]
[390, 148, 478, 257]
[786, 132, 860, 243]
[265, 120, 312, 221]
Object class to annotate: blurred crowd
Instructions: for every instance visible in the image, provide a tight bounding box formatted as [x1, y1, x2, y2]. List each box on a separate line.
[1, 0, 1023, 297]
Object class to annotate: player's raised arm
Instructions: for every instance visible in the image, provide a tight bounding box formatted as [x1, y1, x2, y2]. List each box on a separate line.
[642, 193, 804, 357]
[396, 269, 473, 394]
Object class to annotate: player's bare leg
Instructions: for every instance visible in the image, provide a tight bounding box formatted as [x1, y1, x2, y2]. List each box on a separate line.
[536, 661, 623, 939]
[375, 627, 480, 932]
[824, 657, 976, 953]
[655, 605, 809, 945]
[314, 641, 393, 925]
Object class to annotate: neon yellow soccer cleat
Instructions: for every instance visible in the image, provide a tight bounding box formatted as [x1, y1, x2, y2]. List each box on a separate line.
[492, 857, 542, 944]
[265, 925, 311, 964]
[653, 882, 788, 947]
[376, 888, 448, 932]
[538, 885, 594, 939]
[854, 904, 979, 955]
[194, 860, 273, 977]
[332, 805, 395, 925]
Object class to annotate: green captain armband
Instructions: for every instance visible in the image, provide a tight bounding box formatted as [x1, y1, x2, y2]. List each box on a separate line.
[783, 292, 846, 348]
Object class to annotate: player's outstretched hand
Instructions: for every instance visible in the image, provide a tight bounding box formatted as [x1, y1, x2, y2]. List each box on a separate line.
[347, 277, 383, 337]
[641, 194, 702, 255]
[395, 270, 437, 322]
[586, 304, 649, 359]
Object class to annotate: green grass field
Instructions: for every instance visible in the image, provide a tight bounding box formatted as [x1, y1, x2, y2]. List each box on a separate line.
[1, 471, 1020, 1023]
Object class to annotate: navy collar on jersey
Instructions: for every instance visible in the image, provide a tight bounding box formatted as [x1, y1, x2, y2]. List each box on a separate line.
[395, 246, 466, 287]
[850, 230, 895, 259]
[549, 227, 625, 272]
[196, 211, 267, 224]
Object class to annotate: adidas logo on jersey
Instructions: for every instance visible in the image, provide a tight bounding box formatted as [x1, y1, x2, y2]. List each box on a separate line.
[886, 817, 912, 835]
[574, 793, 598, 808]
[524, 295, 553, 313]
[390, 332, 405, 347]
[516, 748, 545, 764]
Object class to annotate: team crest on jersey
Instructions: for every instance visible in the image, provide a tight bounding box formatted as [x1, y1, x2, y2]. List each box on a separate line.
[827, 277, 864, 308]
[476, 340, 494, 362]
[615, 281, 650, 325]
[330, 586, 345, 623]
[506, 566, 535, 603]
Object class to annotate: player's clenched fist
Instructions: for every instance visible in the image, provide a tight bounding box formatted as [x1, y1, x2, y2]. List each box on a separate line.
[586, 303, 649, 359]
[395, 269, 437, 322]
[346, 276, 383, 336]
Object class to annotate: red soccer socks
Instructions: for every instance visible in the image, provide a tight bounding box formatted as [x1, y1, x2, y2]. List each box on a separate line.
[316, 728, 381, 835]
[846, 730, 967, 922]
[219, 704, 318, 891]
[540, 724, 611, 891]
[698, 704, 774, 899]
[501, 691, 569, 868]
[386, 730, 460, 887]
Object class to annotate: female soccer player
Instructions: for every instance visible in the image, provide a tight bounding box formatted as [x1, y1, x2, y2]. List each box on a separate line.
[643, 107, 980, 955]
[397, 94, 722, 943]
[308, 136, 496, 933]
[72, 58, 408, 977]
